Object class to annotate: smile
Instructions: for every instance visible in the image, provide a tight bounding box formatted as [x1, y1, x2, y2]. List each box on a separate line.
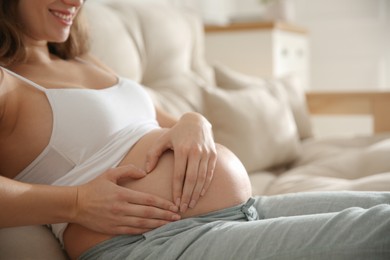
[50, 10, 74, 25]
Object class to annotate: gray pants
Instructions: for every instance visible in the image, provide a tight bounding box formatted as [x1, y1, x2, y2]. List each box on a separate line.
[80, 191, 390, 260]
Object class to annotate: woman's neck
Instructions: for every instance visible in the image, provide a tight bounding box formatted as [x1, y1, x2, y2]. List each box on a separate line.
[21, 36, 55, 66]
[25, 46, 53, 65]
[7, 44, 61, 73]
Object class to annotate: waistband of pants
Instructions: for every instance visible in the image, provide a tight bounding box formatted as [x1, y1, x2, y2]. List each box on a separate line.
[79, 197, 258, 260]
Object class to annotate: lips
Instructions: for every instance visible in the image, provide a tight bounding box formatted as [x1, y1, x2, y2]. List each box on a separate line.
[49, 9, 75, 25]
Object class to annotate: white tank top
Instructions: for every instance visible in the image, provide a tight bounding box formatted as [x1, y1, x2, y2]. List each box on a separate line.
[2, 67, 159, 243]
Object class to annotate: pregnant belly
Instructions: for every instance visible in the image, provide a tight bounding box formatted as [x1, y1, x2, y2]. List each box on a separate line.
[63, 129, 252, 259]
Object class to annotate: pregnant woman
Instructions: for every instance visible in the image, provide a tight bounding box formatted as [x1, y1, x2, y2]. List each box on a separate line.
[1, 1, 389, 259]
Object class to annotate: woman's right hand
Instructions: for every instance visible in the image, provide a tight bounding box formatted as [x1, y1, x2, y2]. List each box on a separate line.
[73, 165, 181, 235]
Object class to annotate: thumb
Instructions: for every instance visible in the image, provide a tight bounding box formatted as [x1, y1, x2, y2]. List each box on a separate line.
[145, 135, 171, 173]
[108, 164, 147, 183]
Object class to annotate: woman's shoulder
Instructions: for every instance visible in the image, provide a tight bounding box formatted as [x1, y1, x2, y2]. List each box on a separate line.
[0, 66, 6, 91]
[0, 66, 14, 105]
[0, 66, 18, 90]
[0, 66, 16, 84]
[0, 67, 6, 124]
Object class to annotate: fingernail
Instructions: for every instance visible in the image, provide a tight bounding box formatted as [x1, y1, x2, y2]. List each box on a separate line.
[175, 198, 181, 207]
[171, 214, 181, 221]
[145, 162, 151, 173]
[180, 203, 188, 213]
[189, 200, 196, 209]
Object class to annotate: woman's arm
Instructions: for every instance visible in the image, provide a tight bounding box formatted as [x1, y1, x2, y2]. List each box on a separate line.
[147, 108, 217, 213]
[0, 69, 77, 227]
[0, 175, 77, 227]
[155, 107, 179, 127]
[0, 165, 180, 235]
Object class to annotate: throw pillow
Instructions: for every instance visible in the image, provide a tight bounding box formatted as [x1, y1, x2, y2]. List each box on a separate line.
[274, 75, 313, 139]
[202, 85, 302, 172]
[213, 62, 268, 90]
[213, 63, 313, 139]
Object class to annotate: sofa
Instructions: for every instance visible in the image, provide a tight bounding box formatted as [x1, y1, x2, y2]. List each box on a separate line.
[1, 0, 390, 259]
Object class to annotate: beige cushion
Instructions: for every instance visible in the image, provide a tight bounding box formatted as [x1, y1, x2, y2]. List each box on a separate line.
[87, 0, 215, 115]
[84, 2, 143, 82]
[273, 75, 313, 139]
[145, 73, 207, 118]
[0, 226, 67, 260]
[213, 64, 313, 139]
[265, 135, 390, 195]
[202, 85, 302, 172]
[248, 171, 278, 195]
[213, 63, 269, 90]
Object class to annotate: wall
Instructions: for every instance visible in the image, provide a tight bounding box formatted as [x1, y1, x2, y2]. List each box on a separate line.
[166, 0, 266, 24]
[168, 0, 390, 91]
[293, 0, 390, 136]
[166, 0, 389, 136]
[294, 0, 390, 91]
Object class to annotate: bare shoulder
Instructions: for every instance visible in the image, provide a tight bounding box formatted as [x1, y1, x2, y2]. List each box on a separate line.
[79, 53, 116, 74]
[0, 67, 14, 116]
[0, 67, 5, 95]
[0, 67, 13, 93]
[0, 67, 4, 83]
[0, 68, 6, 122]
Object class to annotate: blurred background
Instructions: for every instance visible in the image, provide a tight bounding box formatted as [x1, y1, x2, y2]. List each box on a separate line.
[166, 0, 390, 137]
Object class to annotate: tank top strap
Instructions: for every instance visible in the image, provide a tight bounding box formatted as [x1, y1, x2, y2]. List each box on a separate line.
[0, 66, 47, 92]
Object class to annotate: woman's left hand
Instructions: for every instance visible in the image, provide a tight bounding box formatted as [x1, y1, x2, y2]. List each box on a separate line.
[145, 112, 217, 213]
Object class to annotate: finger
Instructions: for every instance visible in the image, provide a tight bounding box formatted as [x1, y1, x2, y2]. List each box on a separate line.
[121, 204, 181, 222]
[107, 165, 146, 182]
[188, 154, 208, 209]
[145, 135, 171, 173]
[172, 148, 187, 207]
[201, 151, 217, 197]
[180, 149, 201, 213]
[124, 189, 178, 212]
[125, 217, 172, 230]
[114, 214, 175, 235]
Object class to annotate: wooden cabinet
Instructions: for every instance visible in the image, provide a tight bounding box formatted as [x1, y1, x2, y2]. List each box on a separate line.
[205, 22, 310, 89]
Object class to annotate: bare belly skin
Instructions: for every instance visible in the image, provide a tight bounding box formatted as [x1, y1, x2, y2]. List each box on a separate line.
[63, 129, 252, 259]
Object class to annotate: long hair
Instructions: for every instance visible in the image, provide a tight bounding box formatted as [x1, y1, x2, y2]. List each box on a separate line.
[0, 0, 90, 66]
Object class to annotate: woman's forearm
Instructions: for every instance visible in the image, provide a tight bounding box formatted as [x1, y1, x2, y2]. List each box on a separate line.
[156, 107, 178, 128]
[1, 168, 181, 235]
[0, 175, 76, 227]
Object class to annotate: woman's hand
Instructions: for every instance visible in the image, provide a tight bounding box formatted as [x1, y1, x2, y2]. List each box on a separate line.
[73, 165, 181, 235]
[145, 112, 217, 213]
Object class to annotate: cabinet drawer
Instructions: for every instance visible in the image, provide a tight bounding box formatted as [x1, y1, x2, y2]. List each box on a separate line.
[205, 22, 310, 88]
